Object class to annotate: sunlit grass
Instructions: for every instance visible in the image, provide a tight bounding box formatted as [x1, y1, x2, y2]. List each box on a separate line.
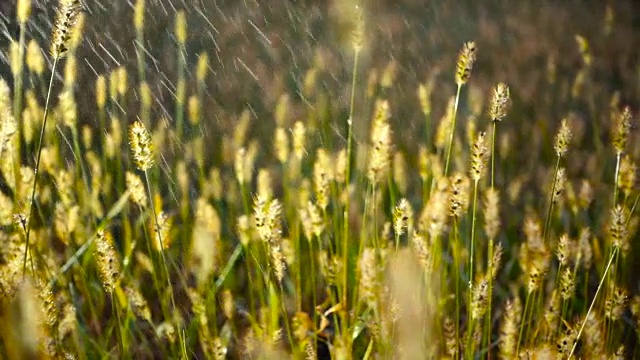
[0, 0, 639, 359]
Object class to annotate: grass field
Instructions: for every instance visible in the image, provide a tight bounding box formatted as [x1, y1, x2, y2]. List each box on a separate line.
[1, 0, 640, 358]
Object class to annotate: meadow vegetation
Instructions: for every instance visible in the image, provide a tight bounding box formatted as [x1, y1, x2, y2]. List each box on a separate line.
[1, 0, 640, 358]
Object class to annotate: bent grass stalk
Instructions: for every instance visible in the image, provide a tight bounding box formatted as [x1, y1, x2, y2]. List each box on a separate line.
[445, 41, 476, 176]
[24, 0, 82, 276]
[569, 246, 618, 358]
[343, 16, 362, 347]
[542, 157, 561, 243]
[23, 56, 59, 277]
[129, 119, 185, 353]
[444, 84, 461, 176]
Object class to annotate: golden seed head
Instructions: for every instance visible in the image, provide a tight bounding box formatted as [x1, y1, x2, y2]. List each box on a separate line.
[484, 188, 501, 241]
[176, 79, 186, 105]
[420, 177, 448, 238]
[380, 60, 398, 89]
[63, 53, 77, 86]
[577, 227, 593, 270]
[58, 88, 77, 128]
[9, 42, 22, 77]
[554, 118, 572, 158]
[367, 99, 393, 184]
[26, 40, 45, 75]
[470, 131, 489, 181]
[552, 167, 566, 203]
[358, 248, 378, 308]
[274, 127, 289, 164]
[417, 81, 433, 116]
[253, 196, 283, 244]
[605, 286, 628, 321]
[613, 106, 632, 155]
[471, 278, 489, 319]
[314, 149, 333, 211]
[443, 317, 457, 357]
[129, 120, 154, 171]
[257, 168, 273, 201]
[499, 298, 521, 359]
[134, 0, 145, 32]
[234, 147, 247, 185]
[560, 268, 575, 300]
[410, 230, 432, 271]
[609, 205, 628, 253]
[526, 255, 550, 293]
[96, 75, 107, 109]
[488, 241, 503, 280]
[188, 95, 201, 125]
[51, 0, 82, 58]
[618, 155, 636, 196]
[175, 11, 187, 45]
[126, 171, 147, 207]
[350, 5, 365, 52]
[197, 52, 209, 82]
[156, 322, 176, 344]
[222, 290, 234, 320]
[393, 151, 408, 194]
[275, 94, 290, 127]
[17, 0, 32, 23]
[393, 198, 413, 236]
[69, 12, 85, 51]
[109, 68, 119, 99]
[555, 321, 577, 356]
[335, 148, 348, 184]
[448, 173, 470, 218]
[125, 285, 151, 322]
[436, 97, 456, 150]
[270, 245, 287, 283]
[116, 67, 128, 97]
[303, 68, 317, 97]
[455, 41, 477, 85]
[95, 229, 120, 292]
[237, 215, 252, 246]
[575, 35, 592, 67]
[191, 199, 221, 287]
[556, 234, 572, 267]
[151, 210, 173, 251]
[488, 83, 510, 121]
[307, 201, 325, 238]
[292, 121, 307, 160]
[139, 81, 152, 110]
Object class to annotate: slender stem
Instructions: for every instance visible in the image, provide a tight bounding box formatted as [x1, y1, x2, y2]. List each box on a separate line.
[483, 239, 494, 356]
[569, 247, 618, 358]
[613, 152, 621, 206]
[516, 291, 531, 355]
[469, 180, 479, 294]
[23, 56, 59, 277]
[490, 121, 497, 188]
[343, 46, 360, 334]
[466, 317, 476, 359]
[143, 170, 185, 352]
[444, 84, 462, 176]
[542, 156, 561, 244]
[112, 292, 127, 358]
[310, 236, 318, 346]
[452, 216, 460, 358]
